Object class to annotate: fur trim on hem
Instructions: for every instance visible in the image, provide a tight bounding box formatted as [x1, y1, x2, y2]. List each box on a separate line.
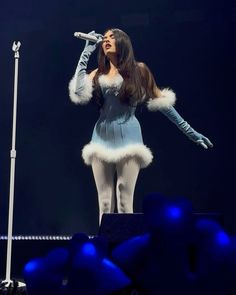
[82, 143, 153, 168]
[147, 88, 176, 111]
[68, 74, 93, 104]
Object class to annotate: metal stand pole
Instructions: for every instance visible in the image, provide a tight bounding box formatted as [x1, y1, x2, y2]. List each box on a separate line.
[1, 41, 25, 289]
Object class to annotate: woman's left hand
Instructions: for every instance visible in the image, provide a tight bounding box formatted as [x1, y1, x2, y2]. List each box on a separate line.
[195, 134, 213, 149]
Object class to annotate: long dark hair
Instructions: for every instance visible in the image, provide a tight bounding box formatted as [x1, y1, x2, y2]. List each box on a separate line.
[93, 28, 159, 107]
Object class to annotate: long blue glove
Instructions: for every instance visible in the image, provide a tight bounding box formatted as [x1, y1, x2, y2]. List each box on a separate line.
[69, 31, 103, 104]
[160, 106, 213, 149]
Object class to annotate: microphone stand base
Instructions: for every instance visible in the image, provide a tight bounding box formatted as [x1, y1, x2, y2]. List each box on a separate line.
[0, 279, 26, 294]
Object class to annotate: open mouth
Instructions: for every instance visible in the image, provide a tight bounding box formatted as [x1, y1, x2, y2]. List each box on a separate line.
[105, 44, 111, 49]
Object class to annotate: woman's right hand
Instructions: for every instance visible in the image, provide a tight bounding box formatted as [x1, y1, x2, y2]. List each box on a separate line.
[84, 31, 103, 53]
[69, 31, 102, 104]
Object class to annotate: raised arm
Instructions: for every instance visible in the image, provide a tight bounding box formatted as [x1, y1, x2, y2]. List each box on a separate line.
[68, 31, 102, 105]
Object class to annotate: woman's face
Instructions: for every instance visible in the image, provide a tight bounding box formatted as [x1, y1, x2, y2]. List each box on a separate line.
[102, 30, 116, 56]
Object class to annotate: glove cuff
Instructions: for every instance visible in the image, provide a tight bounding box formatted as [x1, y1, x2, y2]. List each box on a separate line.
[69, 74, 93, 104]
[147, 88, 176, 111]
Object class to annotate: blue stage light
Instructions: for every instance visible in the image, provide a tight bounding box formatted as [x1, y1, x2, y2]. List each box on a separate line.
[102, 258, 117, 269]
[165, 205, 182, 220]
[196, 218, 221, 232]
[66, 240, 131, 295]
[215, 231, 230, 246]
[81, 242, 97, 256]
[24, 259, 43, 274]
[112, 233, 150, 269]
[143, 193, 193, 234]
[24, 257, 62, 295]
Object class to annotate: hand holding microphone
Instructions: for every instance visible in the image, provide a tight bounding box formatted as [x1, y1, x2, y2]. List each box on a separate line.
[74, 31, 103, 43]
[74, 31, 103, 56]
[73, 30, 103, 75]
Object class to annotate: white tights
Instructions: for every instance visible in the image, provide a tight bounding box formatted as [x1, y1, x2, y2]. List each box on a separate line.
[91, 158, 140, 223]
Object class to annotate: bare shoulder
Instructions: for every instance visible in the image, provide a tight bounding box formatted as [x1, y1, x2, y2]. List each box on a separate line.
[88, 68, 98, 80]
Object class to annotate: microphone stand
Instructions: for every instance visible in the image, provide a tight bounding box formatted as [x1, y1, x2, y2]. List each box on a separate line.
[1, 41, 26, 290]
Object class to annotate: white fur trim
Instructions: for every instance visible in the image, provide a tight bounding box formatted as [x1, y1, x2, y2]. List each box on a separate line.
[82, 143, 153, 168]
[98, 74, 123, 87]
[147, 88, 176, 111]
[68, 74, 93, 104]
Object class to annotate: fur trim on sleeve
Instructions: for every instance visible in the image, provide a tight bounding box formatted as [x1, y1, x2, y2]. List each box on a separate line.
[68, 74, 93, 105]
[147, 88, 176, 111]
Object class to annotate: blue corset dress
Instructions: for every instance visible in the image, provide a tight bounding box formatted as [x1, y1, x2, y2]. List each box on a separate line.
[82, 74, 153, 168]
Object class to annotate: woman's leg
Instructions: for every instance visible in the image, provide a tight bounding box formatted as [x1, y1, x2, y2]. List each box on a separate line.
[116, 158, 140, 213]
[92, 158, 116, 223]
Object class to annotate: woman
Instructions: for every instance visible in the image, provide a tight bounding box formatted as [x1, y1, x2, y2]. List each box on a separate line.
[69, 28, 213, 223]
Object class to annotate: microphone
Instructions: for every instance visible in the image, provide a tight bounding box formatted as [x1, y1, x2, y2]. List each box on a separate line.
[74, 32, 101, 43]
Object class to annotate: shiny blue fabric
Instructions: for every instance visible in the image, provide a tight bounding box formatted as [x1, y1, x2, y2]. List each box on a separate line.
[91, 75, 144, 149]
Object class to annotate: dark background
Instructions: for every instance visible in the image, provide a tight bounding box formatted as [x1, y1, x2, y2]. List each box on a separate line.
[0, 0, 235, 236]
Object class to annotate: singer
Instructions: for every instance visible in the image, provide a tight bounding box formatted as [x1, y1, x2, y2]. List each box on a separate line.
[69, 29, 213, 224]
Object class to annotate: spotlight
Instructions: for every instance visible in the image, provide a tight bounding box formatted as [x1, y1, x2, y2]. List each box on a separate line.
[193, 219, 234, 293]
[143, 193, 193, 235]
